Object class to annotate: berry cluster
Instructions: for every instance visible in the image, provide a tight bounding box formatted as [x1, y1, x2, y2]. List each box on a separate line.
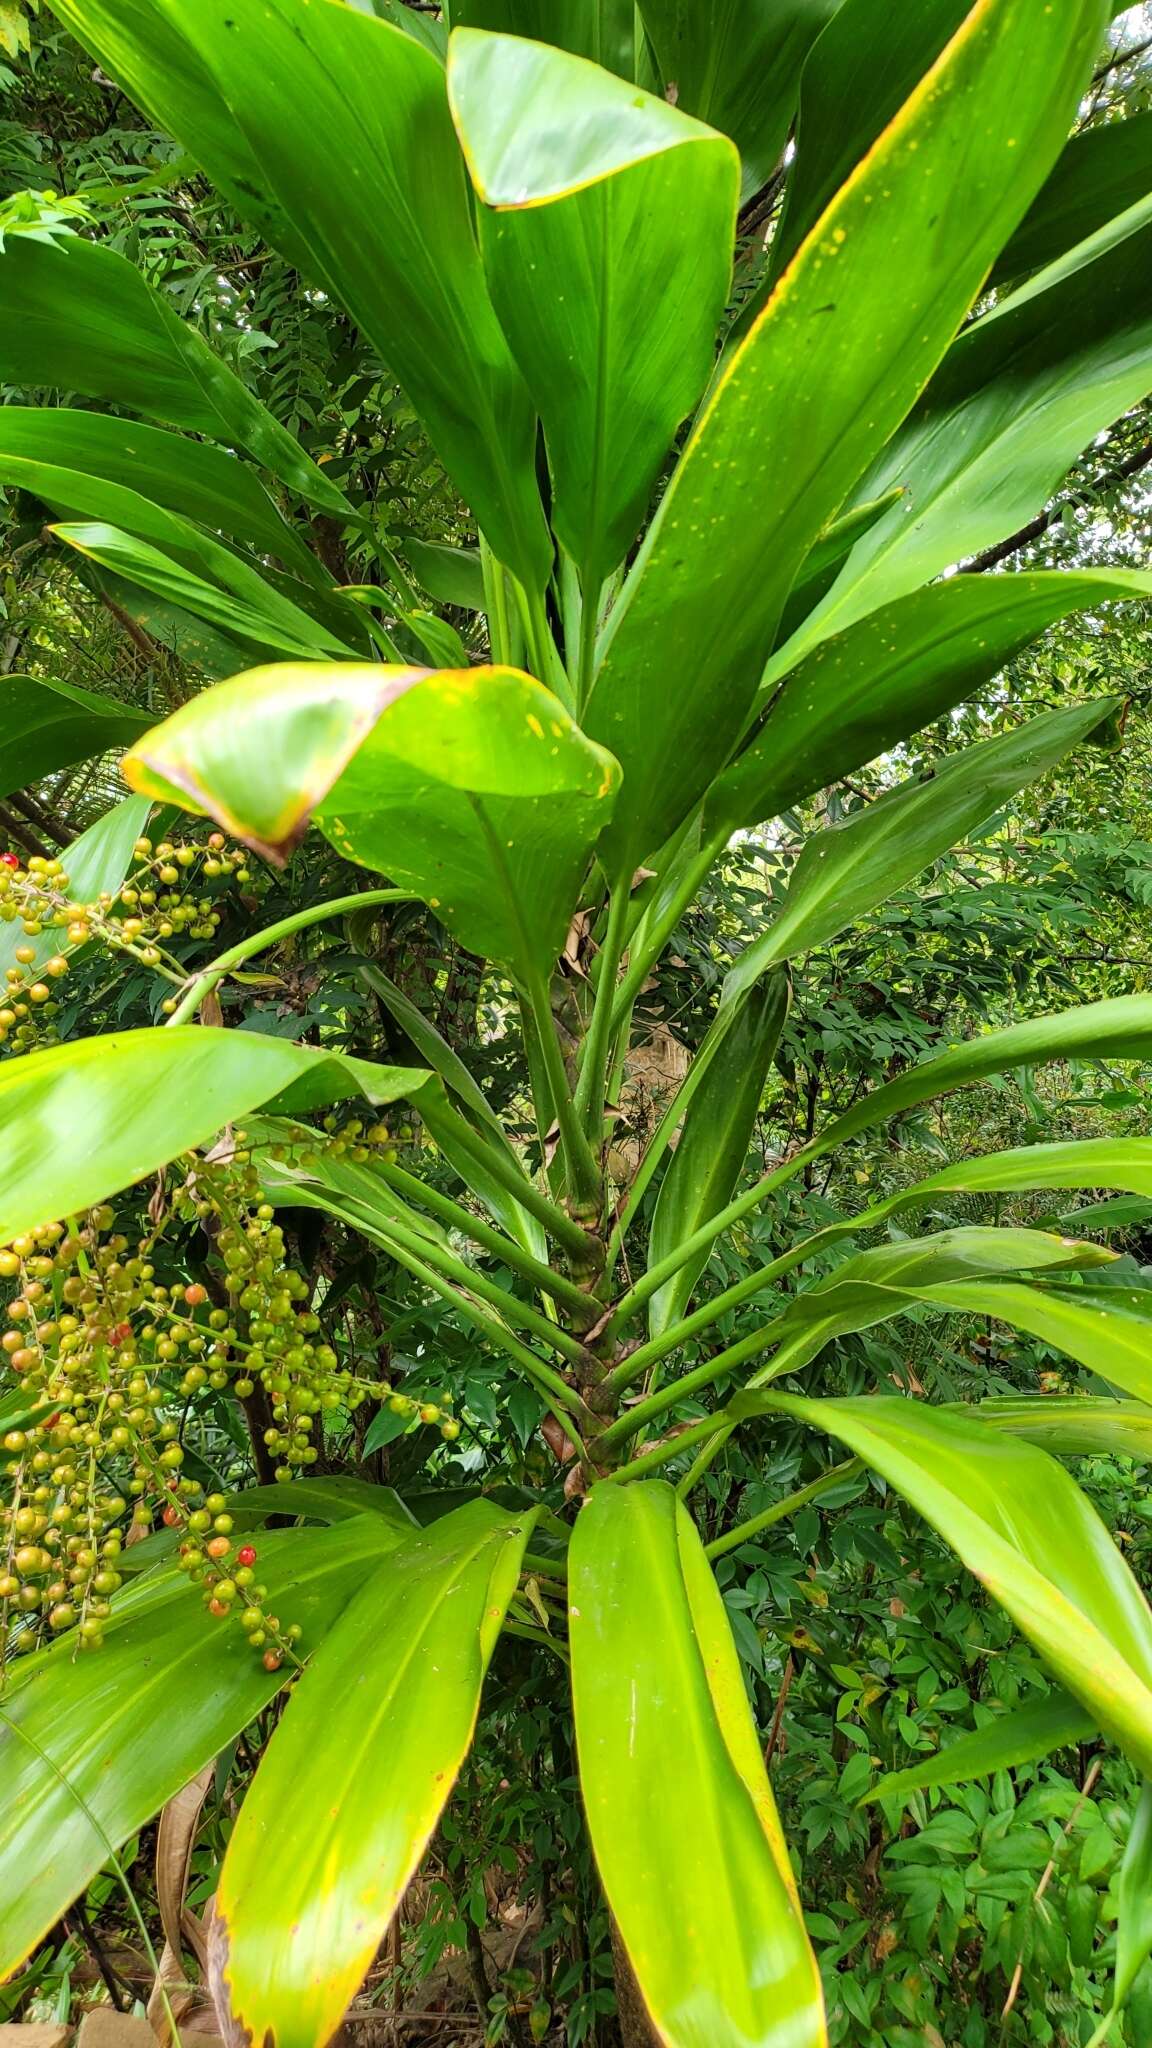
[0, 1142, 456, 1670]
[0, 832, 257, 1053]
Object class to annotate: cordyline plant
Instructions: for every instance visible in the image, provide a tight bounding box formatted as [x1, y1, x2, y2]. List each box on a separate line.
[4, 0, 1152, 2042]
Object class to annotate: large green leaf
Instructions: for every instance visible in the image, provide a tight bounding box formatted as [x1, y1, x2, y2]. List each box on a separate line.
[0, 407, 324, 580]
[0, 1027, 427, 1243]
[450, 30, 738, 592]
[993, 107, 1152, 284]
[0, 1517, 402, 1978]
[712, 568, 1152, 837]
[647, 975, 789, 1339]
[753, 1395, 1152, 1776]
[0, 674, 150, 800]
[794, 191, 1152, 652]
[570, 1481, 826, 2047]
[582, 0, 1109, 874]
[765, 0, 967, 286]
[50, 522, 354, 662]
[721, 701, 1115, 997]
[125, 663, 621, 975]
[56, 0, 550, 587]
[0, 234, 348, 515]
[866, 1691, 1095, 1804]
[817, 994, 1152, 1153]
[211, 1500, 534, 2048]
[637, 0, 840, 201]
[450, 0, 636, 79]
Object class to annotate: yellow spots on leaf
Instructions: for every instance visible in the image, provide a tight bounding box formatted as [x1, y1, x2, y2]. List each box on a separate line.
[526, 713, 544, 739]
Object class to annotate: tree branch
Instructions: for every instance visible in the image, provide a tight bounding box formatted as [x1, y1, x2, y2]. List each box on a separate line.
[962, 437, 1152, 575]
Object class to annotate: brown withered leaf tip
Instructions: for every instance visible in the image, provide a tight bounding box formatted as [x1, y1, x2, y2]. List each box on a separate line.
[206, 1903, 258, 2048]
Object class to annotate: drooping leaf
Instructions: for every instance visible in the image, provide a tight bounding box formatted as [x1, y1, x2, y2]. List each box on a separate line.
[721, 701, 1116, 996]
[0, 234, 349, 515]
[1109, 1782, 1152, 2030]
[570, 1481, 826, 2046]
[582, 0, 1109, 874]
[50, 522, 355, 662]
[863, 1136, 1152, 1228]
[211, 1500, 534, 2048]
[712, 568, 1152, 836]
[0, 1517, 402, 1979]
[225, 1476, 418, 1530]
[795, 191, 1152, 652]
[450, 29, 739, 590]
[647, 975, 789, 1338]
[969, 1397, 1152, 1460]
[0, 408, 325, 580]
[637, 0, 841, 201]
[56, 0, 551, 587]
[866, 1692, 1095, 1804]
[125, 663, 621, 975]
[817, 995, 1152, 1154]
[0, 1027, 427, 1243]
[913, 1281, 1152, 1409]
[0, 674, 150, 801]
[993, 107, 1152, 284]
[749, 1395, 1152, 1776]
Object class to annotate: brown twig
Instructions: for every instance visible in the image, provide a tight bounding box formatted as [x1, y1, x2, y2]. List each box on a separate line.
[1001, 1755, 1103, 2019]
[764, 1653, 796, 1769]
[962, 438, 1152, 575]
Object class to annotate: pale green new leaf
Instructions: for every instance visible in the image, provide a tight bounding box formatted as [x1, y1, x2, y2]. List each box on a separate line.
[450, 29, 739, 589]
[570, 1481, 826, 2046]
[212, 1501, 534, 2048]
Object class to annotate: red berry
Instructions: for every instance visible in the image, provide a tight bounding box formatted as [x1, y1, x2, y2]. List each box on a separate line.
[0, 853, 18, 869]
[208, 1598, 229, 1617]
[206, 1535, 231, 1560]
[237, 1544, 257, 1567]
[183, 1283, 208, 1307]
[162, 1505, 181, 1528]
[262, 1650, 282, 1672]
[110, 1321, 132, 1346]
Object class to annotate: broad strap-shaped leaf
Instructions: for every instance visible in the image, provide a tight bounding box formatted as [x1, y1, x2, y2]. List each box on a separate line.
[765, 0, 968, 287]
[751, 1395, 1152, 1776]
[1106, 1782, 1152, 2037]
[225, 1475, 417, 1529]
[637, 0, 840, 202]
[125, 663, 621, 975]
[759, 1228, 1115, 1376]
[0, 674, 150, 801]
[211, 1500, 534, 2048]
[570, 1481, 826, 2047]
[992, 106, 1152, 284]
[969, 1397, 1152, 1460]
[0, 408, 325, 581]
[450, 30, 739, 593]
[713, 568, 1152, 836]
[913, 1280, 1152, 1408]
[647, 975, 789, 1338]
[0, 1027, 427, 1244]
[0, 234, 348, 515]
[0, 1518, 401, 1979]
[451, 0, 637, 82]
[721, 701, 1115, 998]
[866, 1691, 1095, 1805]
[861, 1136, 1152, 1230]
[816, 994, 1152, 1153]
[795, 191, 1152, 652]
[50, 521, 355, 662]
[57, 0, 550, 588]
[404, 539, 486, 613]
[582, 0, 1109, 874]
